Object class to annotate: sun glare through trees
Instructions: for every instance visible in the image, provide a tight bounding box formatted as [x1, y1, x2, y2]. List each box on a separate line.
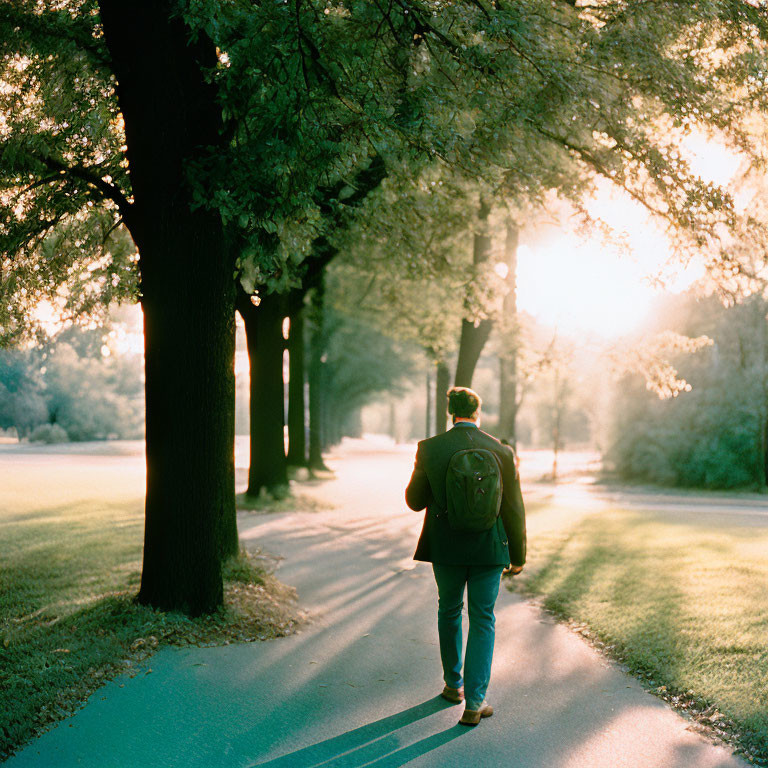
[2, 1, 768, 765]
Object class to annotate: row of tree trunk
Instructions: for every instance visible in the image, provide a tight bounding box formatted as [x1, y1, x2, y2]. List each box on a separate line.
[236, 280, 337, 498]
[98, 1, 519, 614]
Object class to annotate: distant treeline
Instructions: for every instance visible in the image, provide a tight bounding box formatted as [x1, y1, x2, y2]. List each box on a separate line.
[608, 294, 768, 490]
[1, 305, 411, 448]
[0, 326, 143, 443]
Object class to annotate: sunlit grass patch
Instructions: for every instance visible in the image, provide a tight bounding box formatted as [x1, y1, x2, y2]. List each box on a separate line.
[511, 504, 768, 765]
[0, 453, 300, 760]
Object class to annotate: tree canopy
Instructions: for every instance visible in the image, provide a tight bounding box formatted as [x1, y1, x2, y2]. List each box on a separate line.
[4, 0, 767, 315]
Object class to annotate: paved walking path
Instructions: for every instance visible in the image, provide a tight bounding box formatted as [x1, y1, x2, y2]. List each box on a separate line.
[6, 438, 748, 768]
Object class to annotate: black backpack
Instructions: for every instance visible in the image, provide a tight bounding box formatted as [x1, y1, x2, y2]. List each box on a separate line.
[444, 448, 503, 532]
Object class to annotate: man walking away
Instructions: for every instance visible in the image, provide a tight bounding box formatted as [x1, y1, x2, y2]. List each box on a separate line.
[405, 386, 526, 726]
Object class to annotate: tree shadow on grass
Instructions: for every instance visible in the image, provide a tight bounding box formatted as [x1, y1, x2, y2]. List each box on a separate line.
[249, 697, 466, 768]
[517, 515, 689, 670]
[508, 512, 768, 762]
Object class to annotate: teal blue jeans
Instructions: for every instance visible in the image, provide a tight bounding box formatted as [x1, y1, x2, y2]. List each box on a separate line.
[432, 563, 504, 710]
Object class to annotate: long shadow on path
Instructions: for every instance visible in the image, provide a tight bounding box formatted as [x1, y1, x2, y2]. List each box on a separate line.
[250, 697, 466, 768]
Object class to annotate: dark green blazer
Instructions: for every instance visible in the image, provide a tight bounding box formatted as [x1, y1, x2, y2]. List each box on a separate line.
[405, 422, 526, 567]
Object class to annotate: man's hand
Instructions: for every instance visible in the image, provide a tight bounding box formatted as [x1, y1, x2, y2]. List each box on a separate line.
[503, 564, 524, 576]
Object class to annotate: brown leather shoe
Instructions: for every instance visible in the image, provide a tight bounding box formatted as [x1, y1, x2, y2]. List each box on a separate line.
[440, 684, 465, 704]
[459, 701, 494, 726]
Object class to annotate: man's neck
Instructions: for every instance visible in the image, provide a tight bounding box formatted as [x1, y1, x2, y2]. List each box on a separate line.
[453, 417, 478, 426]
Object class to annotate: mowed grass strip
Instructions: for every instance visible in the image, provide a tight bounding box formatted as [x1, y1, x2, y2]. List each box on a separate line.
[510, 500, 768, 765]
[0, 449, 299, 760]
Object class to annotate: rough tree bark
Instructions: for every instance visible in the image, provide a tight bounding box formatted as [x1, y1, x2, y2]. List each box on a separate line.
[99, 0, 237, 614]
[236, 288, 289, 495]
[498, 220, 520, 446]
[454, 198, 493, 388]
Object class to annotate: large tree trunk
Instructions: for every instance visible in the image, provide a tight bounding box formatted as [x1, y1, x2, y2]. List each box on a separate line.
[286, 300, 307, 468]
[454, 198, 493, 388]
[308, 281, 329, 471]
[100, 0, 237, 614]
[237, 289, 289, 496]
[435, 360, 450, 434]
[498, 220, 519, 446]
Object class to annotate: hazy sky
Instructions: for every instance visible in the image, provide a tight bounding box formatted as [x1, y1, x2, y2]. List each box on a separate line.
[516, 133, 743, 338]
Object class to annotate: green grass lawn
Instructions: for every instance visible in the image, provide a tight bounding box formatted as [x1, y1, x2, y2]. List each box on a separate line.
[511, 497, 768, 765]
[0, 448, 298, 760]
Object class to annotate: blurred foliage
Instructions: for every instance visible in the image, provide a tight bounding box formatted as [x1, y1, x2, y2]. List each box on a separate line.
[311, 274, 417, 443]
[28, 422, 69, 444]
[0, 323, 143, 442]
[608, 293, 768, 489]
[618, 330, 714, 399]
[0, 347, 47, 438]
[0, 211, 138, 348]
[512, 317, 599, 451]
[330, 249, 464, 364]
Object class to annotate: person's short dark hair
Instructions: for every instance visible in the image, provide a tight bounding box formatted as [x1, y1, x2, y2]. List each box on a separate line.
[447, 386, 482, 421]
